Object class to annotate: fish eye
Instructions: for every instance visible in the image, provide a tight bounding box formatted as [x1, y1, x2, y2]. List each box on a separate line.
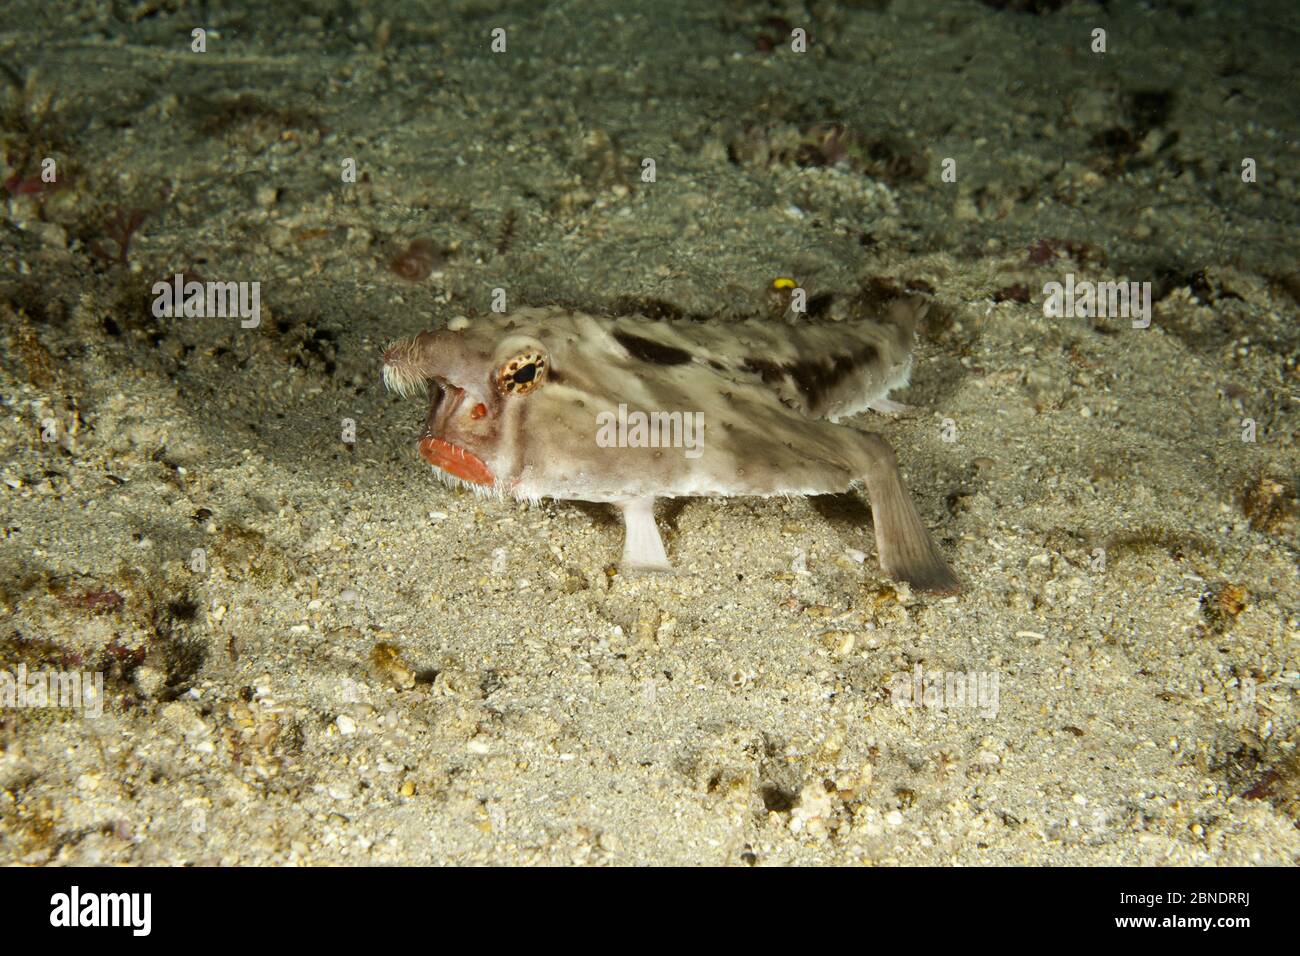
[495, 350, 547, 395]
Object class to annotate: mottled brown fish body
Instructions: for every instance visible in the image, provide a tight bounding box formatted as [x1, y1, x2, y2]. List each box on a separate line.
[383, 304, 958, 592]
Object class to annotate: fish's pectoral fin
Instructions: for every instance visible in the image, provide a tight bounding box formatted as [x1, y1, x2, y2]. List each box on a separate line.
[854, 433, 960, 595]
[866, 398, 921, 417]
[616, 497, 673, 572]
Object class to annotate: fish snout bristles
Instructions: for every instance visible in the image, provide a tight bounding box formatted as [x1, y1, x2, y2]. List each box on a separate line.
[382, 337, 430, 398]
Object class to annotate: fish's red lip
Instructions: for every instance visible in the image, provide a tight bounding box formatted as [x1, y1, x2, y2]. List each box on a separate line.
[419, 436, 494, 486]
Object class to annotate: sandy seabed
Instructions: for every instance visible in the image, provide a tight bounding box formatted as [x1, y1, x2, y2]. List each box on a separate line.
[0, 0, 1296, 865]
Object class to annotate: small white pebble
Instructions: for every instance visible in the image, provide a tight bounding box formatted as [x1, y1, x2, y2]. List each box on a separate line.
[336, 714, 357, 735]
[255, 184, 279, 208]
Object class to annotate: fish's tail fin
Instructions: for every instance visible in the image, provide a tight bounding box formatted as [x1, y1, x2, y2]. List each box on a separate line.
[877, 294, 927, 350]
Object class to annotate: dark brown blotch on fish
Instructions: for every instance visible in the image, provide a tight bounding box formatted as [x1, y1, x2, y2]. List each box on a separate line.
[744, 345, 880, 410]
[613, 330, 692, 366]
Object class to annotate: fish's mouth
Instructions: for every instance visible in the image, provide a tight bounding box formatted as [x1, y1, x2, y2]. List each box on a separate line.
[419, 435, 494, 486]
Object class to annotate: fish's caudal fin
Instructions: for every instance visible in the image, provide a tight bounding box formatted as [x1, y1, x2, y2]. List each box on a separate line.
[616, 497, 672, 572]
[854, 433, 960, 594]
[881, 295, 928, 347]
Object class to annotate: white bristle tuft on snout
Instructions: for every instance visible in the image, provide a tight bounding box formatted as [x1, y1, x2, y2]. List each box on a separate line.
[382, 359, 425, 398]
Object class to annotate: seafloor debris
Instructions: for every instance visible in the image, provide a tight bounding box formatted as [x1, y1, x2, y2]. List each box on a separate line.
[388, 238, 443, 282]
[1200, 582, 1248, 635]
[89, 206, 150, 268]
[725, 121, 928, 184]
[370, 642, 417, 691]
[1241, 474, 1297, 536]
